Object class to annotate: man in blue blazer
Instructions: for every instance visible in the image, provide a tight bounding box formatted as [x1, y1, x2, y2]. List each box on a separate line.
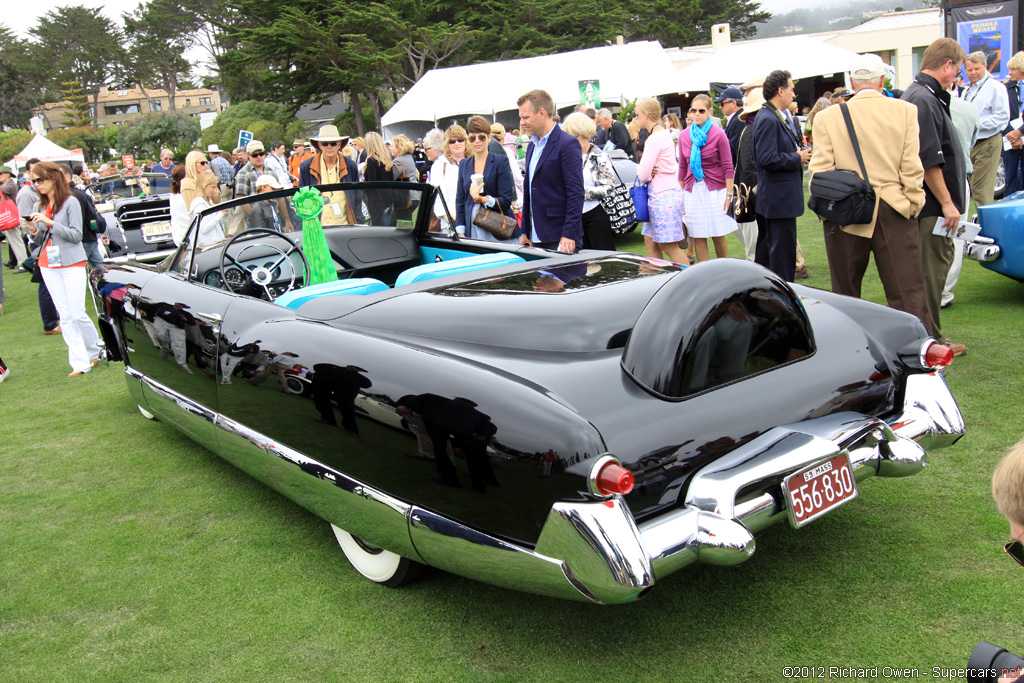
[753, 70, 812, 282]
[517, 89, 584, 253]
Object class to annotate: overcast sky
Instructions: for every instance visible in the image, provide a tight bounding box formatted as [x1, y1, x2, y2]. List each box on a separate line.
[6, 0, 832, 39]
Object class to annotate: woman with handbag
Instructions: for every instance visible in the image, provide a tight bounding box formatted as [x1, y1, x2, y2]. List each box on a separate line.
[635, 98, 690, 265]
[363, 132, 398, 226]
[678, 94, 737, 262]
[25, 161, 102, 378]
[455, 116, 516, 244]
[563, 112, 617, 251]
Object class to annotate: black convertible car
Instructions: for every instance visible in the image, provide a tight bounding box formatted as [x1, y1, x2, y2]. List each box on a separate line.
[91, 182, 965, 604]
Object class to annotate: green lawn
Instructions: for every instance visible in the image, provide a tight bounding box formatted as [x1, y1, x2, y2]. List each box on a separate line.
[1, 212, 1022, 682]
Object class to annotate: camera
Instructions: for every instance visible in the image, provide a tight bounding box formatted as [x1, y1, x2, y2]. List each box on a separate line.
[967, 641, 1024, 682]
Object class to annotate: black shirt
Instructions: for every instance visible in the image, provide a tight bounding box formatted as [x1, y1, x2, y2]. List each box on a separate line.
[901, 72, 966, 218]
[608, 120, 636, 159]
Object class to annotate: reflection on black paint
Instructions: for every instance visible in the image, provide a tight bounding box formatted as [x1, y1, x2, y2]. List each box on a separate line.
[312, 363, 372, 436]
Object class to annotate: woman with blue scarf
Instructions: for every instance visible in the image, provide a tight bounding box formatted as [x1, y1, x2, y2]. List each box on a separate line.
[678, 94, 737, 262]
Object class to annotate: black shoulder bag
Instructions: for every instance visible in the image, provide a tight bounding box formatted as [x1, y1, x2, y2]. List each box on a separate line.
[807, 103, 876, 227]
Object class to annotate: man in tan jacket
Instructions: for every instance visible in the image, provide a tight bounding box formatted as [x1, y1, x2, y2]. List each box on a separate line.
[809, 56, 931, 335]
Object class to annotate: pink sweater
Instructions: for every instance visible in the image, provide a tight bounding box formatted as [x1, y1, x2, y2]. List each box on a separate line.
[636, 129, 680, 194]
[678, 125, 734, 192]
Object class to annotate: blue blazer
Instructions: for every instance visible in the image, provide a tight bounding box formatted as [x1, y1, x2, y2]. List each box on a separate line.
[455, 152, 516, 242]
[522, 125, 584, 244]
[752, 105, 805, 220]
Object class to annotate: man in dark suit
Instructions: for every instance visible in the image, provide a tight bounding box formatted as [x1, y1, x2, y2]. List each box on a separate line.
[716, 87, 745, 159]
[752, 70, 812, 282]
[1003, 53, 1024, 196]
[517, 89, 584, 253]
[595, 108, 635, 159]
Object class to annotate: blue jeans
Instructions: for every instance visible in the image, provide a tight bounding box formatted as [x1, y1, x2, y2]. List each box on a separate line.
[1002, 147, 1023, 197]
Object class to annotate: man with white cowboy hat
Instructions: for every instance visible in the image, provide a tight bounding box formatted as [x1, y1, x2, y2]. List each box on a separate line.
[299, 124, 359, 224]
[206, 143, 234, 197]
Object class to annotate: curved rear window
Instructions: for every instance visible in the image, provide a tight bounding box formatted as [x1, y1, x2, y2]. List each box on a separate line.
[621, 260, 814, 400]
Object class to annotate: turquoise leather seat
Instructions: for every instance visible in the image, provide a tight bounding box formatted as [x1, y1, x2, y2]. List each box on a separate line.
[394, 253, 525, 287]
[274, 278, 389, 310]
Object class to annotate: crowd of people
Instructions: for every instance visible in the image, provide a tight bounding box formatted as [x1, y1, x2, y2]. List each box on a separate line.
[5, 35, 1024, 380]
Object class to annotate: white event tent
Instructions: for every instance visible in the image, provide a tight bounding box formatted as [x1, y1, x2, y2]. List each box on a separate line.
[674, 35, 869, 92]
[382, 41, 682, 140]
[3, 134, 86, 175]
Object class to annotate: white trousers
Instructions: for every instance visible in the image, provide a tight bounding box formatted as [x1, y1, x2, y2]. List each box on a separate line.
[40, 265, 101, 372]
[735, 221, 757, 261]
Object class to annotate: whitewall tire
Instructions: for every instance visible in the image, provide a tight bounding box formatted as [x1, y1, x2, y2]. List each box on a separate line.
[331, 524, 426, 587]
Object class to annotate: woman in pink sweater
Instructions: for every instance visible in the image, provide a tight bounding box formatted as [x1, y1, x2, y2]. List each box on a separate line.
[635, 98, 690, 265]
[678, 94, 737, 262]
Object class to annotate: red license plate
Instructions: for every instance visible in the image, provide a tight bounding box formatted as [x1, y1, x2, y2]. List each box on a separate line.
[783, 452, 858, 527]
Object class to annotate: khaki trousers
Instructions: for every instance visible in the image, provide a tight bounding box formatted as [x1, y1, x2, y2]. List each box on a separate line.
[969, 133, 1002, 208]
[918, 215, 956, 341]
[824, 200, 933, 335]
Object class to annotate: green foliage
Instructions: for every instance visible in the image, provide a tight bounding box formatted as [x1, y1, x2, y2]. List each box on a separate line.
[247, 120, 285, 148]
[49, 127, 109, 164]
[116, 113, 201, 160]
[121, 0, 197, 112]
[103, 126, 120, 152]
[627, 0, 770, 47]
[0, 25, 46, 130]
[29, 7, 124, 108]
[200, 100, 296, 151]
[332, 103, 376, 138]
[617, 99, 637, 124]
[0, 131, 32, 163]
[58, 81, 93, 127]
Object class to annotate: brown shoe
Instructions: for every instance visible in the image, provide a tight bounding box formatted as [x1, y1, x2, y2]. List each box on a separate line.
[44, 326, 62, 335]
[945, 341, 967, 357]
[794, 266, 809, 280]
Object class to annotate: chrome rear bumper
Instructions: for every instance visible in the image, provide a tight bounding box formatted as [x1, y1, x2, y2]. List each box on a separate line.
[963, 235, 1000, 262]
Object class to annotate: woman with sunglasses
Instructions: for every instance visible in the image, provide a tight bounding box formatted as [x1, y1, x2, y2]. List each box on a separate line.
[678, 94, 736, 263]
[635, 98, 690, 265]
[180, 150, 209, 209]
[429, 125, 467, 234]
[25, 161, 102, 377]
[455, 115, 516, 243]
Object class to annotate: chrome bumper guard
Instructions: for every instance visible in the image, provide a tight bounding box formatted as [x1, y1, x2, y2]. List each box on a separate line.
[963, 235, 1000, 262]
[422, 371, 963, 604]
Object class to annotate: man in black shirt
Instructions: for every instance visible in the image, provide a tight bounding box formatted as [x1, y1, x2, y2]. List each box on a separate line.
[901, 37, 968, 356]
[595, 108, 636, 159]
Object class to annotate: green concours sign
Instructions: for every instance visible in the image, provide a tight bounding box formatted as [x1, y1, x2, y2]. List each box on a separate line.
[579, 80, 600, 109]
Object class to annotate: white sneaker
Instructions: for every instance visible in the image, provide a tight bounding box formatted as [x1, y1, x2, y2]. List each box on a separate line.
[0, 367, 8, 383]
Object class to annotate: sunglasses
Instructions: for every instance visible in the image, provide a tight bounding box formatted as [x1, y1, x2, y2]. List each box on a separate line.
[250, 151, 266, 157]
[31, 177, 47, 185]
[467, 134, 489, 142]
[450, 138, 466, 144]
[1006, 540, 1024, 567]
[319, 141, 341, 147]
[689, 108, 708, 114]
[197, 160, 208, 166]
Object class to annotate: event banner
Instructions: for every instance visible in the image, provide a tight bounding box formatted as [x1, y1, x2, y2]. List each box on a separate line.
[579, 80, 600, 109]
[952, 2, 1019, 79]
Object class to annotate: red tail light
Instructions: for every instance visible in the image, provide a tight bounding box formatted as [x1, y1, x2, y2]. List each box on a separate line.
[596, 462, 635, 496]
[924, 342, 954, 368]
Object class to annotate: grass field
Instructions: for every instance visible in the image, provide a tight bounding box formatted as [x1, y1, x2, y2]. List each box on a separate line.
[1, 211, 1022, 683]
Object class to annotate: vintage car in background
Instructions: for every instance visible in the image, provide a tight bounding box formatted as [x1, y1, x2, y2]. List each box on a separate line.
[98, 192, 176, 264]
[90, 182, 965, 604]
[972, 190, 1024, 282]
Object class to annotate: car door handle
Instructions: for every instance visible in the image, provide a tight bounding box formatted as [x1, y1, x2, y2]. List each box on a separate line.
[196, 312, 223, 323]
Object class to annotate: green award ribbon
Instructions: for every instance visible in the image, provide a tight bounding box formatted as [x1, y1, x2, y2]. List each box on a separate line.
[292, 187, 335, 286]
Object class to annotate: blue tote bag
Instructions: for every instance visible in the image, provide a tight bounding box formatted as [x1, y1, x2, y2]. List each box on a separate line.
[629, 177, 649, 223]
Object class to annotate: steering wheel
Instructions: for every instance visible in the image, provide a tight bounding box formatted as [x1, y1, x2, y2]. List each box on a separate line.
[219, 228, 310, 300]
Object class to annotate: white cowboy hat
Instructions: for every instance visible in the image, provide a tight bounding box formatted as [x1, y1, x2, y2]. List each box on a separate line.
[310, 124, 350, 146]
[206, 143, 223, 154]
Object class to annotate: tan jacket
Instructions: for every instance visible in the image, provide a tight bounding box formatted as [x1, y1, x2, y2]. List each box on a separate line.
[808, 88, 925, 238]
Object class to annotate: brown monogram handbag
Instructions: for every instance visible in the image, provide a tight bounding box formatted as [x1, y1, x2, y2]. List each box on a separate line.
[472, 198, 517, 240]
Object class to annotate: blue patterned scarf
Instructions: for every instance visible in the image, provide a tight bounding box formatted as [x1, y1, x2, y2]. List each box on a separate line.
[689, 118, 713, 182]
